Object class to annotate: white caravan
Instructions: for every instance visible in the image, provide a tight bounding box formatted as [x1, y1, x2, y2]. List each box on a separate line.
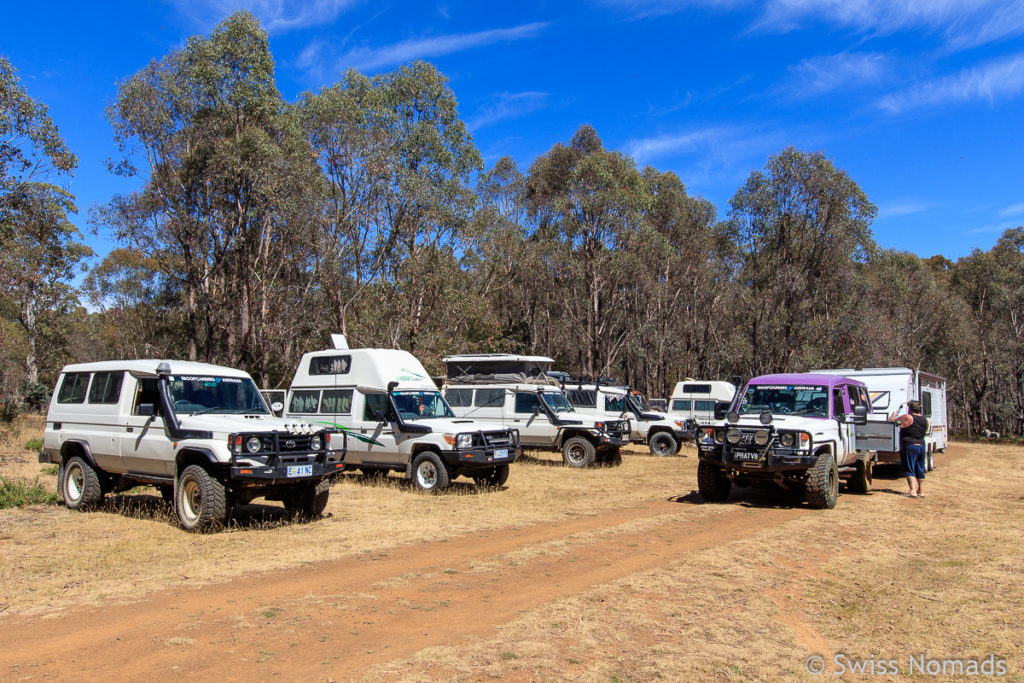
[668, 380, 737, 427]
[442, 354, 630, 467]
[559, 381, 697, 456]
[812, 367, 948, 470]
[284, 337, 520, 492]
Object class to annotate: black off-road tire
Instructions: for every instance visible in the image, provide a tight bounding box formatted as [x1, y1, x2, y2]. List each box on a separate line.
[411, 451, 451, 492]
[804, 451, 839, 509]
[285, 479, 331, 518]
[697, 461, 731, 503]
[175, 465, 228, 532]
[562, 436, 596, 468]
[472, 464, 510, 488]
[848, 454, 873, 494]
[61, 456, 104, 510]
[648, 431, 678, 457]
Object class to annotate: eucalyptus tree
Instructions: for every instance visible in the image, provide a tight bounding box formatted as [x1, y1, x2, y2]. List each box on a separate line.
[728, 147, 877, 375]
[99, 11, 318, 382]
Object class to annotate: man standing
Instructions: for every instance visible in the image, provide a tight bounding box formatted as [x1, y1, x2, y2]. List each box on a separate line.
[893, 400, 928, 498]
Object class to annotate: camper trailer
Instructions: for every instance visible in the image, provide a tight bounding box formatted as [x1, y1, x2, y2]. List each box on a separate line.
[667, 380, 737, 427]
[285, 338, 520, 492]
[812, 367, 948, 470]
[442, 354, 630, 467]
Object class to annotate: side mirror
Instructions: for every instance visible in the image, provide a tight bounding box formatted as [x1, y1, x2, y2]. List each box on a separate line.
[135, 403, 155, 417]
[852, 405, 868, 426]
[713, 402, 730, 421]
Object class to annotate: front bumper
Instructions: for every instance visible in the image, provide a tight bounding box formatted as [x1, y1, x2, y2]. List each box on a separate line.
[698, 443, 816, 472]
[230, 456, 344, 482]
[442, 445, 522, 468]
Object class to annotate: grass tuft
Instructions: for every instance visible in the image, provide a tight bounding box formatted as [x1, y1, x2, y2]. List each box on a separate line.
[0, 476, 58, 508]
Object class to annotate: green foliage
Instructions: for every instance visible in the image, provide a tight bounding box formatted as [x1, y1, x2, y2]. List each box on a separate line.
[24, 437, 43, 452]
[0, 476, 58, 508]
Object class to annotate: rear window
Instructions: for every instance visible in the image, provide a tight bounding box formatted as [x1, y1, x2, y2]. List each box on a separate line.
[88, 372, 124, 404]
[290, 390, 320, 414]
[57, 373, 90, 404]
[309, 355, 351, 376]
[922, 391, 933, 417]
[445, 389, 473, 407]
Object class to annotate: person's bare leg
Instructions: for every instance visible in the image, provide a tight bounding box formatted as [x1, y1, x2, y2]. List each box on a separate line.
[905, 475, 919, 496]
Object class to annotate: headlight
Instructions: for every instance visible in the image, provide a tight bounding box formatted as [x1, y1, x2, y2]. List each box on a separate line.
[779, 432, 795, 448]
[754, 430, 770, 447]
[726, 428, 741, 444]
[714, 428, 726, 443]
[246, 436, 262, 453]
[310, 435, 321, 451]
[456, 433, 473, 449]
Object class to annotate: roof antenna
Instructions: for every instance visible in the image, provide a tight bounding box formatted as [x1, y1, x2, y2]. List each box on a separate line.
[331, 334, 349, 350]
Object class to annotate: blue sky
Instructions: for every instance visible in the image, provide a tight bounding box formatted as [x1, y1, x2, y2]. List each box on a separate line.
[4, 0, 1024, 261]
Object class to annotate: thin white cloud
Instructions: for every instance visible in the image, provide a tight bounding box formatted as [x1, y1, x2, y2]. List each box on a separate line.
[753, 0, 1024, 50]
[332, 22, 548, 73]
[624, 124, 790, 170]
[878, 54, 1024, 113]
[1000, 202, 1024, 217]
[966, 221, 1019, 236]
[171, 0, 357, 33]
[782, 51, 890, 99]
[876, 199, 938, 219]
[596, 0, 745, 19]
[468, 92, 549, 130]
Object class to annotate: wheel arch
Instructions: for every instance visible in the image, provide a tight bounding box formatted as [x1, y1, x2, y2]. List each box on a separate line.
[175, 448, 219, 478]
[60, 440, 98, 469]
[406, 444, 441, 478]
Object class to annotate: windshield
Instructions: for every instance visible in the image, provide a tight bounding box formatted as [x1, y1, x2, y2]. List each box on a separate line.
[167, 375, 269, 415]
[541, 392, 575, 413]
[738, 384, 829, 417]
[393, 390, 455, 420]
[627, 393, 651, 412]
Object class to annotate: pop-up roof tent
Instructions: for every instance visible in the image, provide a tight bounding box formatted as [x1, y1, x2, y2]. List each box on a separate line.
[443, 354, 560, 386]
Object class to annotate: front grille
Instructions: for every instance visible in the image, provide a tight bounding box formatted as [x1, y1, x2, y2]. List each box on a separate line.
[262, 434, 314, 452]
[471, 430, 517, 448]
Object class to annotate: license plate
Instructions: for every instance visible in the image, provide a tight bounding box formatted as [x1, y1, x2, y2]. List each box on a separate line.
[732, 451, 760, 461]
[287, 465, 313, 477]
[494, 449, 508, 459]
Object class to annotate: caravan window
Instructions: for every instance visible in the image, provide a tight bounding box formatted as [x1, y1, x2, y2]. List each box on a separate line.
[309, 355, 351, 376]
[672, 399, 692, 411]
[290, 390, 320, 414]
[445, 389, 473, 407]
[57, 373, 90, 404]
[87, 372, 124, 404]
[320, 389, 352, 414]
[474, 388, 506, 408]
[922, 391, 933, 418]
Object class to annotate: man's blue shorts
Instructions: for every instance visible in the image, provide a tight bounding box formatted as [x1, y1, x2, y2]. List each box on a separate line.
[901, 442, 926, 479]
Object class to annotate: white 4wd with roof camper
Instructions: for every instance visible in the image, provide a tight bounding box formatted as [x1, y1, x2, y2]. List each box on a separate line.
[41, 360, 345, 531]
[667, 380, 737, 428]
[284, 338, 520, 492]
[559, 380, 698, 456]
[442, 354, 630, 467]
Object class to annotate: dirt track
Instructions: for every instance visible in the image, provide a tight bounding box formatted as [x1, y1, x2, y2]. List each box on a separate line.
[0, 449, 967, 681]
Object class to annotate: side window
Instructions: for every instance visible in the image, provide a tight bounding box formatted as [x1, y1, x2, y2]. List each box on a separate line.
[605, 395, 626, 412]
[363, 393, 389, 421]
[444, 389, 472, 407]
[694, 400, 715, 412]
[133, 378, 160, 415]
[922, 391, 933, 418]
[289, 390, 321, 414]
[320, 389, 352, 414]
[515, 392, 541, 414]
[682, 383, 711, 394]
[474, 388, 506, 408]
[832, 388, 847, 416]
[87, 371, 124, 404]
[309, 355, 351, 375]
[672, 399, 691, 411]
[57, 373, 90, 404]
[566, 389, 596, 408]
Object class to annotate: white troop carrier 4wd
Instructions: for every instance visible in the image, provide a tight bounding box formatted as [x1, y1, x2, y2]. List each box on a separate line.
[41, 360, 345, 531]
[558, 380, 698, 456]
[284, 337, 520, 492]
[667, 380, 737, 428]
[697, 373, 897, 509]
[442, 354, 630, 467]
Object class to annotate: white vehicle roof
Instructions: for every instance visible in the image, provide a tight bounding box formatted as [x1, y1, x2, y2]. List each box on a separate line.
[670, 380, 736, 399]
[812, 367, 946, 383]
[291, 348, 437, 392]
[443, 353, 554, 364]
[57, 359, 252, 379]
